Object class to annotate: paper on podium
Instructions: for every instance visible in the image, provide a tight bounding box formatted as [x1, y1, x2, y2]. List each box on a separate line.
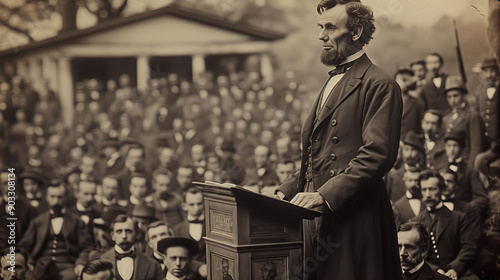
[194, 181, 322, 220]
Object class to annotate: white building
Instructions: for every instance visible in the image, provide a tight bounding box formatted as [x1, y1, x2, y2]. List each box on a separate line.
[0, 4, 285, 126]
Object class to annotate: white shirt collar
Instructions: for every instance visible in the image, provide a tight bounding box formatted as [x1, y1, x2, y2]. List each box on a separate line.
[187, 214, 205, 222]
[166, 271, 186, 280]
[407, 260, 425, 274]
[427, 201, 443, 212]
[330, 49, 365, 70]
[130, 196, 142, 205]
[114, 245, 135, 254]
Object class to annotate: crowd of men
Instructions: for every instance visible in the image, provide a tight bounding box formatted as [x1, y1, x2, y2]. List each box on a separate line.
[0, 52, 498, 280]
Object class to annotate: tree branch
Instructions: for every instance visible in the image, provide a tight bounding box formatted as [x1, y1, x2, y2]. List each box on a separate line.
[0, 17, 34, 41]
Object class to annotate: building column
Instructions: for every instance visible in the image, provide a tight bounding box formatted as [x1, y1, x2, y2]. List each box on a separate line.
[42, 56, 58, 93]
[58, 56, 74, 127]
[16, 60, 28, 78]
[192, 54, 205, 84]
[136, 55, 150, 92]
[28, 58, 41, 89]
[260, 53, 273, 84]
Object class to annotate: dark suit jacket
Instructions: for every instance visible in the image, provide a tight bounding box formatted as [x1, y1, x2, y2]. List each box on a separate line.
[148, 192, 184, 228]
[173, 220, 206, 264]
[403, 262, 451, 280]
[0, 196, 37, 248]
[411, 207, 477, 277]
[435, 161, 489, 216]
[277, 54, 403, 280]
[425, 138, 446, 170]
[18, 211, 94, 266]
[443, 107, 486, 163]
[420, 74, 449, 114]
[401, 94, 425, 137]
[100, 247, 163, 280]
[244, 162, 279, 187]
[393, 195, 425, 228]
[385, 166, 407, 202]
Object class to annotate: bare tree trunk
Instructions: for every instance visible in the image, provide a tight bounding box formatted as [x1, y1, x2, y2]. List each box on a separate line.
[59, 0, 78, 33]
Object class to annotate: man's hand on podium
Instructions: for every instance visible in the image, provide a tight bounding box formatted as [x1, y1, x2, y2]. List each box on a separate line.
[290, 192, 326, 209]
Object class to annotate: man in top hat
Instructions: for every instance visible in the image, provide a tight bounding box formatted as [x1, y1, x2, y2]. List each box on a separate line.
[99, 214, 162, 280]
[397, 222, 451, 280]
[19, 180, 94, 280]
[435, 130, 488, 218]
[442, 75, 486, 164]
[394, 68, 425, 137]
[157, 237, 202, 280]
[420, 53, 450, 114]
[386, 131, 426, 202]
[410, 170, 478, 280]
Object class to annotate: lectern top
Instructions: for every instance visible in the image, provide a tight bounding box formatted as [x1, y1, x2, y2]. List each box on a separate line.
[193, 181, 322, 220]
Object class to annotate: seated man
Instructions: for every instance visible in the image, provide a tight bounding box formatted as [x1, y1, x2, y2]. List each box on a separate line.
[411, 170, 478, 280]
[173, 187, 206, 278]
[146, 170, 184, 227]
[397, 222, 450, 280]
[68, 180, 102, 243]
[145, 221, 174, 271]
[100, 214, 162, 280]
[435, 130, 489, 218]
[157, 237, 202, 280]
[0, 248, 29, 280]
[19, 181, 94, 280]
[393, 167, 425, 227]
[80, 258, 114, 280]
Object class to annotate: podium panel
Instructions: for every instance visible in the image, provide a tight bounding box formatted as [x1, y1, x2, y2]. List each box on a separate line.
[195, 182, 321, 280]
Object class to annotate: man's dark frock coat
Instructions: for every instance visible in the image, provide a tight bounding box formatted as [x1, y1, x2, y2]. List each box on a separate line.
[277, 54, 403, 280]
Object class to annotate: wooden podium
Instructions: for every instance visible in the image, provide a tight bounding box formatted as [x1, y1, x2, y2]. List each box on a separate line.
[194, 182, 322, 280]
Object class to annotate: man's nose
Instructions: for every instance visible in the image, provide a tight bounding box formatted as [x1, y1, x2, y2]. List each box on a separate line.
[318, 29, 327, 41]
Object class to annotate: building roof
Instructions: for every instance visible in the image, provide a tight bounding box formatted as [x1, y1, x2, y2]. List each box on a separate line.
[0, 3, 286, 58]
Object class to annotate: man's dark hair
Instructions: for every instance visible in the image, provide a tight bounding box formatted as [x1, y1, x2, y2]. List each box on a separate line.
[439, 168, 458, 184]
[426, 52, 444, 65]
[145, 221, 173, 241]
[110, 214, 137, 233]
[418, 169, 446, 190]
[101, 174, 121, 190]
[129, 172, 147, 184]
[0, 247, 29, 268]
[152, 169, 173, 184]
[182, 187, 203, 201]
[317, 0, 376, 47]
[423, 109, 443, 126]
[410, 59, 426, 69]
[398, 222, 430, 258]
[46, 180, 67, 195]
[394, 68, 414, 79]
[80, 258, 114, 279]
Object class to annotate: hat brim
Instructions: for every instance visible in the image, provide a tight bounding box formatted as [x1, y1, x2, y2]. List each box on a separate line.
[157, 237, 199, 256]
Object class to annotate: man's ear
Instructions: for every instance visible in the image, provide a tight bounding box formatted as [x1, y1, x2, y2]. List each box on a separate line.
[351, 24, 364, 42]
[181, 202, 187, 211]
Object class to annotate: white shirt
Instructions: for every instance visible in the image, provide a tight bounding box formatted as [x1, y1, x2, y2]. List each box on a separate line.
[432, 77, 442, 88]
[166, 271, 186, 280]
[487, 87, 496, 100]
[115, 245, 135, 280]
[188, 214, 204, 241]
[406, 191, 421, 216]
[320, 50, 365, 108]
[424, 134, 435, 151]
[76, 202, 91, 224]
[50, 208, 66, 235]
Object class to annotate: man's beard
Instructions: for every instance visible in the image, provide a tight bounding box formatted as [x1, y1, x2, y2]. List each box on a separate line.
[320, 34, 353, 66]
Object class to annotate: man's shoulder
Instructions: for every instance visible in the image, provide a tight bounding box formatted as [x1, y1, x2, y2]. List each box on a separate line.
[394, 196, 409, 208]
[421, 262, 450, 280]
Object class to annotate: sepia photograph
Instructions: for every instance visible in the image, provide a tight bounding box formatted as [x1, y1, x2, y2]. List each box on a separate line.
[0, 0, 498, 279]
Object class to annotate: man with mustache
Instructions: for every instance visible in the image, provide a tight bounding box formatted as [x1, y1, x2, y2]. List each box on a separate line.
[0, 248, 29, 280]
[411, 170, 478, 280]
[99, 214, 162, 280]
[276, 0, 402, 279]
[420, 53, 450, 114]
[397, 222, 450, 280]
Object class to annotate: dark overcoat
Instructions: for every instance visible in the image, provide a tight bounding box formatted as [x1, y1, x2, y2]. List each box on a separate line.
[278, 54, 403, 280]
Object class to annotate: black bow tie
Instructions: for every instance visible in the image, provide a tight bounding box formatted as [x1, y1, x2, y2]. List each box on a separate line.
[116, 251, 136, 260]
[50, 212, 64, 219]
[189, 220, 203, 224]
[328, 61, 355, 76]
